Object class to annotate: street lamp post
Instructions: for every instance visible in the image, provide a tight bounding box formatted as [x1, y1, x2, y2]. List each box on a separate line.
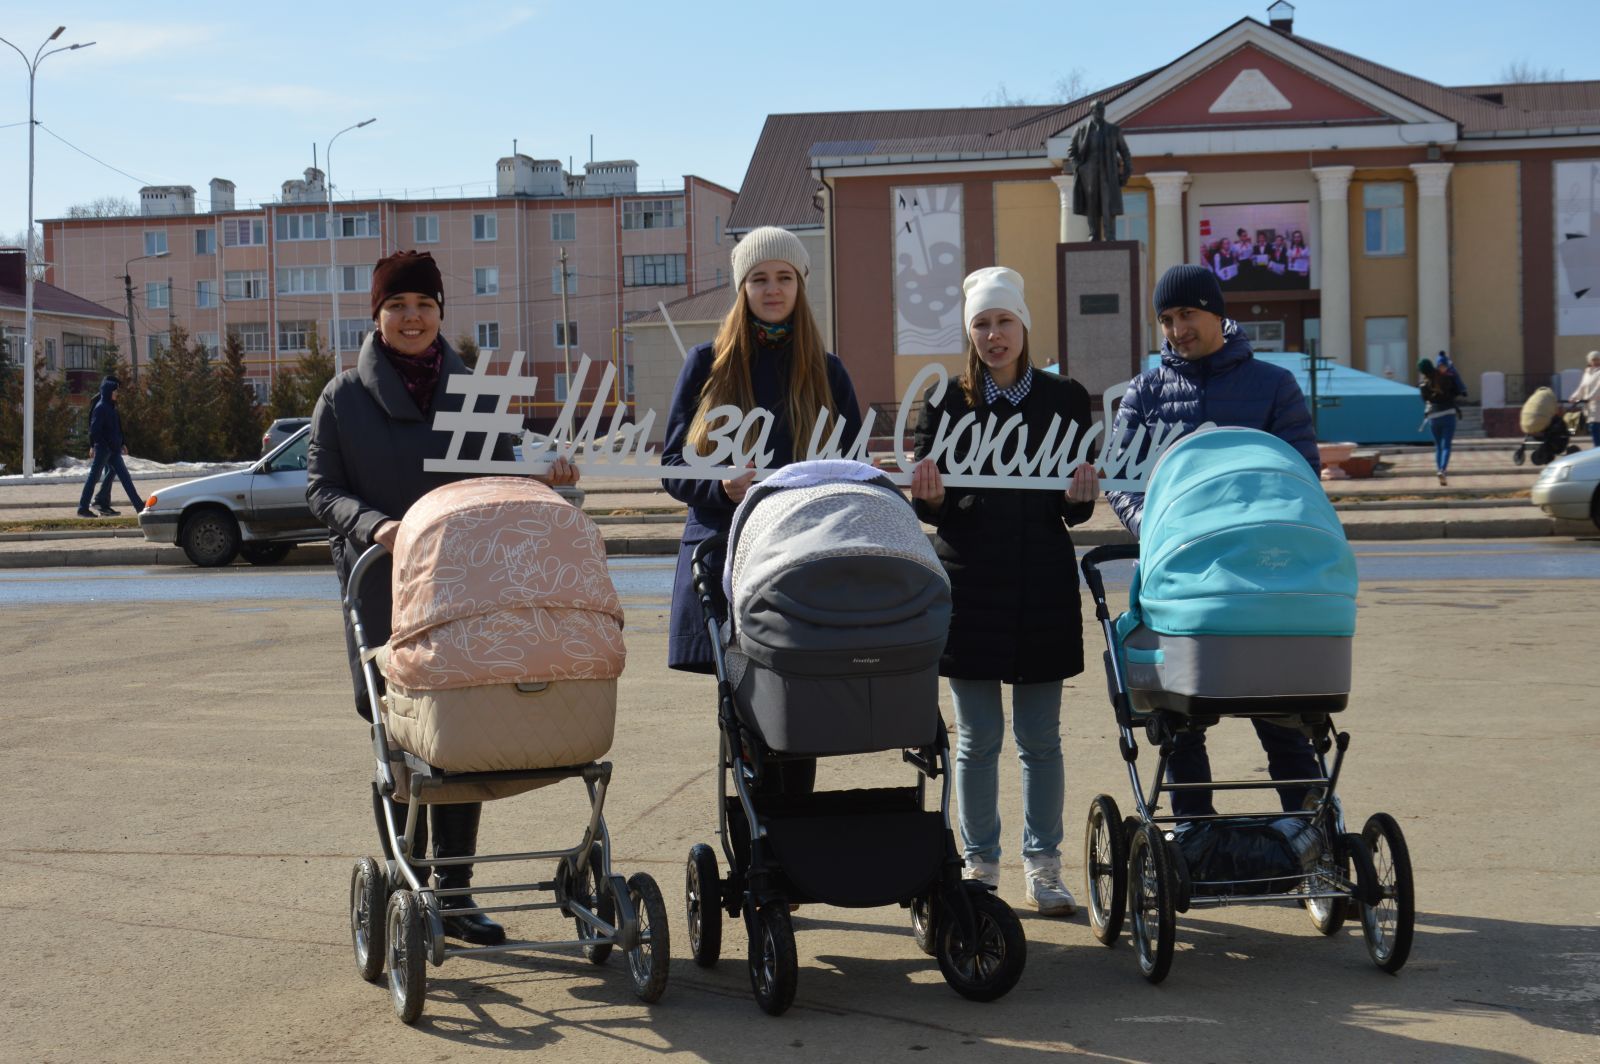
[326, 118, 376, 376]
[0, 26, 94, 477]
[119, 251, 169, 385]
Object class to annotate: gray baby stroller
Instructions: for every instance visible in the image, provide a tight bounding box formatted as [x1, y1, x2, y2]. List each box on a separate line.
[1080, 429, 1414, 984]
[344, 478, 668, 1023]
[683, 461, 1026, 1015]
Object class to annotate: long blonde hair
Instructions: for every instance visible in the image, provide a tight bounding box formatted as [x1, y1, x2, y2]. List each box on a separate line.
[959, 328, 1033, 407]
[685, 280, 836, 456]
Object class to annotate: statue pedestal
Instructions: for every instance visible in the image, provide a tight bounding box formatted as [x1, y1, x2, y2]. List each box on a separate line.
[1055, 240, 1143, 407]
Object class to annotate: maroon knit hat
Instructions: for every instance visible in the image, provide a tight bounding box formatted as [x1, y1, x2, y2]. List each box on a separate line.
[370, 250, 445, 320]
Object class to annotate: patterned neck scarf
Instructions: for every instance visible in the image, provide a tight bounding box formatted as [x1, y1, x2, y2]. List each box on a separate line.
[752, 318, 793, 349]
[378, 336, 443, 416]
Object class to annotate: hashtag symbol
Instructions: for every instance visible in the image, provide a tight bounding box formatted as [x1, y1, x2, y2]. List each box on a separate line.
[423, 350, 538, 474]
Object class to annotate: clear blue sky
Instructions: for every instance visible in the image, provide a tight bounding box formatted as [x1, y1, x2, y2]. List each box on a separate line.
[2, 0, 1595, 241]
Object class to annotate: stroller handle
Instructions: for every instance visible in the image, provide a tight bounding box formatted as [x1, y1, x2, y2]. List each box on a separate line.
[1080, 543, 1138, 622]
[690, 536, 727, 613]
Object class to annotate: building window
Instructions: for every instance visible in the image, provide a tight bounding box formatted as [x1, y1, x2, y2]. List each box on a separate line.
[196, 280, 216, 308]
[622, 198, 684, 230]
[474, 267, 499, 296]
[1364, 316, 1410, 379]
[714, 215, 721, 244]
[144, 230, 168, 256]
[228, 322, 269, 353]
[224, 270, 268, 300]
[413, 215, 439, 244]
[473, 213, 498, 241]
[146, 281, 170, 310]
[554, 372, 569, 401]
[623, 253, 687, 287]
[552, 263, 577, 295]
[338, 319, 368, 351]
[147, 334, 166, 361]
[195, 228, 215, 256]
[0, 327, 20, 365]
[337, 264, 373, 293]
[1363, 183, 1406, 256]
[277, 267, 329, 294]
[551, 211, 576, 241]
[63, 332, 107, 370]
[247, 377, 270, 404]
[337, 211, 380, 239]
[715, 267, 724, 288]
[1115, 190, 1151, 255]
[42, 336, 57, 370]
[554, 320, 578, 348]
[194, 333, 219, 356]
[278, 320, 317, 351]
[222, 218, 265, 247]
[476, 322, 500, 349]
[275, 213, 327, 241]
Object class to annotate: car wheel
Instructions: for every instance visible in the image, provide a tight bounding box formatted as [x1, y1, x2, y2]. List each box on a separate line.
[239, 542, 292, 565]
[1591, 488, 1600, 534]
[180, 507, 240, 567]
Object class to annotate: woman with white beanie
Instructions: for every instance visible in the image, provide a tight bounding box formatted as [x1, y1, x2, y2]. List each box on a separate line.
[661, 225, 863, 675]
[908, 266, 1099, 915]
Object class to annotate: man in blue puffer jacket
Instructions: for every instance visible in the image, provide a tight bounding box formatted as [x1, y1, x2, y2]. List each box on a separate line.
[76, 375, 144, 517]
[1106, 264, 1319, 537]
[1107, 264, 1321, 818]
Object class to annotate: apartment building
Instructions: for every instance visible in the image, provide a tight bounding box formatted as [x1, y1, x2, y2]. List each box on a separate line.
[41, 157, 736, 422]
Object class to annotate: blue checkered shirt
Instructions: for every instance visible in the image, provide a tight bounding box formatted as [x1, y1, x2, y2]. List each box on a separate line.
[981, 363, 1034, 407]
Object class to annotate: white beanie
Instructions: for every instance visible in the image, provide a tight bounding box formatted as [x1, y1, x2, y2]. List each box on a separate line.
[962, 266, 1031, 332]
[732, 226, 810, 290]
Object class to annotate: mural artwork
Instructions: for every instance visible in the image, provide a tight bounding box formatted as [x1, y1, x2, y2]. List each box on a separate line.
[1196, 202, 1312, 293]
[1555, 160, 1600, 337]
[892, 185, 965, 355]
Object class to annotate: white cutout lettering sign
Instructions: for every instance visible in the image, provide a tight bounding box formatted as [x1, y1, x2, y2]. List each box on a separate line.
[424, 351, 1193, 491]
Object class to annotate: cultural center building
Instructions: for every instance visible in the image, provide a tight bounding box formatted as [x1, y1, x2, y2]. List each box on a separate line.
[724, 6, 1600, 418]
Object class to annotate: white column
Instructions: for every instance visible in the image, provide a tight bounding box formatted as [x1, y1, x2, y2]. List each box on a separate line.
[1051, 172, 1091, 243]
[1147, 171, 1189, 282]
[1410, 161, 1453, 364]
[1313, 165, 1355, 365]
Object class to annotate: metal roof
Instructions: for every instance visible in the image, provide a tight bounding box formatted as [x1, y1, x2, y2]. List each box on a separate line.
[629, 284, 736, 325]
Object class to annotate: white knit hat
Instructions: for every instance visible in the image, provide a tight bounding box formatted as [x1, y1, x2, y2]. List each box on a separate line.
[962, 266, 1031, 332]
[732, 226, 810, 290]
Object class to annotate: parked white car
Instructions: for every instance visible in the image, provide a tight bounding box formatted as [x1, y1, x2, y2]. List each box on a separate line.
[1530, 446, 1600, 531]
[139, 426, 325, 566]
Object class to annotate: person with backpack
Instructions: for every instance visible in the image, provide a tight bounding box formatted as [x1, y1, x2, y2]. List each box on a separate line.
[1418, 357, 1460, 486]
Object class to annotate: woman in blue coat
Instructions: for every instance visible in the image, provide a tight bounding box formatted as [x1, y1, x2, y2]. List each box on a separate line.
[661, 226, 862, 675]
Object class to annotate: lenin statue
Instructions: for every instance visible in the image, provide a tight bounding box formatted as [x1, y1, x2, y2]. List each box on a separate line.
[1068, 100, 1133, 242]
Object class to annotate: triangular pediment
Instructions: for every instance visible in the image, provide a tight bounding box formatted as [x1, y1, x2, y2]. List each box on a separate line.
[1125, 44, 1389, 129]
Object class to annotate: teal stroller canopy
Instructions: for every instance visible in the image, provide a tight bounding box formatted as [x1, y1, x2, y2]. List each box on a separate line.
[1131, 427, 1356, 638]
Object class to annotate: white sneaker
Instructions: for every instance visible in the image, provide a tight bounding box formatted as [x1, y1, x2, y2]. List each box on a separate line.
[962, 860, 1000, 888]
[1024, 855, 1077, 916]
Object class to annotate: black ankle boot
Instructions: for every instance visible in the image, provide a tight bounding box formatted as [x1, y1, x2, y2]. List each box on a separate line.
[431, 802, 506, 946]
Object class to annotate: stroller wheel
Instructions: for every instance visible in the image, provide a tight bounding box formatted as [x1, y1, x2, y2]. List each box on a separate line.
[747, 903, 798, 1016]
[1305, 828, 1350, 936]
[574, 843, 616, 965]
[1083, 796, 1128, 946]
[685, 843, 723, 968]
[385, 890, 427, 1024]
[909, 894, 937, 957]
[349, 856, 388, 983]
[1358, 813, 1415, 974]
[1127, 824, 1177, 984]
[935, 890, 1026, 1002]
[1513, 446, 1525, 466]
[625, 873, 671, 1003]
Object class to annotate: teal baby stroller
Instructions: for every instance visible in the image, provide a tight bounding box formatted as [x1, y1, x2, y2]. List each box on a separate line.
[1079, 427, 1414, 984]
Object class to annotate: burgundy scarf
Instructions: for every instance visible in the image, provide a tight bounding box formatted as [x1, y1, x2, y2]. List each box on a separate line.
[379, 338, 443, 416]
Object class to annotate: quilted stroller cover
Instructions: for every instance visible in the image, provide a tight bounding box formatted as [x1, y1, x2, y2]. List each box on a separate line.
[378, 477, 623, 776]
[723, 460, 950, 754]
[1116, 428, 1357, 710]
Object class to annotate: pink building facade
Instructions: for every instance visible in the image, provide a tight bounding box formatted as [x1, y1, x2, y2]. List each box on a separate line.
[41, 159, 736, 424]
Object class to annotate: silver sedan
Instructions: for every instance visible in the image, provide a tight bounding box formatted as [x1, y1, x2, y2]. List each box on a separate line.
[1530, 446, 1600, 531]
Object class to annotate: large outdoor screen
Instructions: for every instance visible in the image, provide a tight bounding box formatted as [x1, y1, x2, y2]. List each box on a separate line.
[1196, 202, 1312, 292]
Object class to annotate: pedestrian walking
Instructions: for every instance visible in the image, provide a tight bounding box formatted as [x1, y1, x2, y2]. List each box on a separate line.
[1571, 350, 1600, 447]
[909, 266, 1099, 915]
[1106, 264, 1323, 819]
[1418, 357, 1461, 485]
[76, 375, 143, 517]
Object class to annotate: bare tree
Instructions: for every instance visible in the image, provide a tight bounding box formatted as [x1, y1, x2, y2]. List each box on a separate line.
[0, 228, 46, 279]
[1500, 59, 1565, 83]
[985, 68, 1092, 106]
[65, 195, 139, 218]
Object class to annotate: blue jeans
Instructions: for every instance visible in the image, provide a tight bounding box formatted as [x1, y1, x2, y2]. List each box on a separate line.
[949, 678, 1064, 864]
[1589, 422, 1599, 448]
[1166, 719, 1320, 818]
[78, 447, 142, 511]
[1429, 413, 1456, 474]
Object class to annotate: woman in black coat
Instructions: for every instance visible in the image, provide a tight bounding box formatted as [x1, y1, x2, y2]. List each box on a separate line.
[910, 267, 1097, 917]
[307, 251, 575, 946]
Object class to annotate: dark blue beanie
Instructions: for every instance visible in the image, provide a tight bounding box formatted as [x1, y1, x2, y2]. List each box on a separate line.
[1154, 264, 1225, 318]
